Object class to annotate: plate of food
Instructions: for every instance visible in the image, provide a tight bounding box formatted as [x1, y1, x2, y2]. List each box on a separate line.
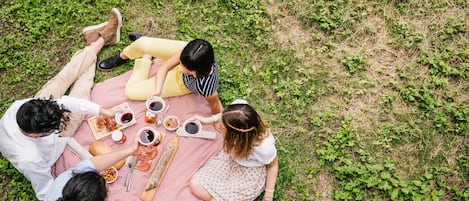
[134, 130, 165, 172]
[163, 115, 180, 131]
[101, 166, 118, 184]
[88, 102, 136, 140]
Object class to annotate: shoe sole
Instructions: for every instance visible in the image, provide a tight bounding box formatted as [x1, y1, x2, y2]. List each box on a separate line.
[111, 8, 122, 45]
[97, 66, 113, 72]
[82, 21, 108, 33]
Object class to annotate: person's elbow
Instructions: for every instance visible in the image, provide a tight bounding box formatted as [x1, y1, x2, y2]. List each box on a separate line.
[266, 157, 279, 172]
[204, 92, 222, 114]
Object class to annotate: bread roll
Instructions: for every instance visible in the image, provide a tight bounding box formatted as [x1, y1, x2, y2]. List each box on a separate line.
[89, 141, 126, 169]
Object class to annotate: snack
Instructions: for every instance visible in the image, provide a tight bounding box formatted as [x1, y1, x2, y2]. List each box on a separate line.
[134, 145, 159, 171]
[163, 116, 180, 131]
[141, 136, 180, 201]
[89, 141, 125, 169]
[95, 116, 119, 132]
[134, 132, 164, 171]
[102, 167, 118, 183]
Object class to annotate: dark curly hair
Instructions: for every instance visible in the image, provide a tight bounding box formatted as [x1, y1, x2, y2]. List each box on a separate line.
[180, 39, 215, 78]
[57, 171, 107, 201]
[16, 97, 70, 134]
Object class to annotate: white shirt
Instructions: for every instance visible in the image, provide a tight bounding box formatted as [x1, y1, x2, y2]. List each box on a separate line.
[234, 132, 277, 167]
[0, 96, 100, 200]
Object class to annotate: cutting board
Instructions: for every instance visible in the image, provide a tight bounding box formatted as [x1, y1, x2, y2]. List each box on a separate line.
[87, 102, 136, 140]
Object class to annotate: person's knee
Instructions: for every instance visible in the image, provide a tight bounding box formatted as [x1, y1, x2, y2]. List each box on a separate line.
[124, 86, 145, 101]
[123, 37, 148, 58]
[189, 176, 198, 192]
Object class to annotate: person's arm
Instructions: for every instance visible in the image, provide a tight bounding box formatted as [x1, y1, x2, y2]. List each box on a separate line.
[190, 113, 222, 124]
[205, 91, 223, 114]
[153, 49, 183, 96]
[98, 106, 122, 117]
[263, 156, 278, 201]
[90, 138, 139, 172]
[58, 96, 119, 117]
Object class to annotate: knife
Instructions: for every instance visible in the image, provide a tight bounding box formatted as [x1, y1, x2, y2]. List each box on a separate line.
[124, 156, 137, 192]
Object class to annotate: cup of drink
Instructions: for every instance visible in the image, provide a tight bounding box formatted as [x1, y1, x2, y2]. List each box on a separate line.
[137, 126, 160, 146]
[115, 108, 135, 126]
[111, 130, 126, 143]
[145, 96, 166, 114]
[182, 120, 202, 135]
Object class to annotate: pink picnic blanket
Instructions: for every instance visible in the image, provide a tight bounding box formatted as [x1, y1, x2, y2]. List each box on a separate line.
[54, 61, 223, 201]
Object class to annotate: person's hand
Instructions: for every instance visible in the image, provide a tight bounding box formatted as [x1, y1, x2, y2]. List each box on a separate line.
[214, 120, 223, 133]
[188, 115, 214, 124]
[128, 136, 139, 154]
[99, 106, 123, 117]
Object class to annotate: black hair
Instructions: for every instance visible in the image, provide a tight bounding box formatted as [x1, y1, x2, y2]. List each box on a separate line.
[57, 171, 107, 201]
[16, 97, 70, 134]
[180, 39, 215, 78]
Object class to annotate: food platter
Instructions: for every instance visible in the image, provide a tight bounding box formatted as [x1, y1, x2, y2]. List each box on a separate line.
[102, 166, 118, 183]
[134, 132, 165, 172]
[163, 115, 180, 131]
[88, 102, 136, 140]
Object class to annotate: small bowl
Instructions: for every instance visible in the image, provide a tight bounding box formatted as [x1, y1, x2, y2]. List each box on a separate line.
[145, 96, 166, 114]
[102, 166, 118, 184]
[163, 115, 180, 131]
[137, 126, 161, 146]
[182, 119, 202, 135]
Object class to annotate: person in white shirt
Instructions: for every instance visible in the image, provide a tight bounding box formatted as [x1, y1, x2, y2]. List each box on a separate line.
[189, 99, 279, 201]
[0, 8, 123, 200]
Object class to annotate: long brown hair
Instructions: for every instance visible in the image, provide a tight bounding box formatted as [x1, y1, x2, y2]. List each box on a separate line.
[222, 103, 269, 159]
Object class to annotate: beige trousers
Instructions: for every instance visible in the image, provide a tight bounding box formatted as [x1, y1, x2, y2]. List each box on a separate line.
[123, 37, 192, 100]
[35, 48, 97, 137]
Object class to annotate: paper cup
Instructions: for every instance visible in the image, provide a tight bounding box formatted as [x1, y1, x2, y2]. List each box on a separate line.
[182, 120, 202, 135]
[137, 126, 160, 146]
[145, 96, 166, 114]
[114, 108, 135, 126]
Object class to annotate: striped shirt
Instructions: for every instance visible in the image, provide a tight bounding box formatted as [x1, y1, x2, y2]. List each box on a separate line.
[182, 58, 219, 97]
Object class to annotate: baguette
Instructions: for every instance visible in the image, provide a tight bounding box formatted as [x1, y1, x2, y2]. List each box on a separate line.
[89, 141, 126, 169]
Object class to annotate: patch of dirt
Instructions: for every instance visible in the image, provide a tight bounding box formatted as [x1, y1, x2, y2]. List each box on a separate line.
[265, 1, 469, 197]
[124, 1, 179, 38]
[314, 171, 333, 201]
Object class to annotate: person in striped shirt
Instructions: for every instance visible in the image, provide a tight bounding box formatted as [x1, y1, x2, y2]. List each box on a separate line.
[98, 37, 223, 114]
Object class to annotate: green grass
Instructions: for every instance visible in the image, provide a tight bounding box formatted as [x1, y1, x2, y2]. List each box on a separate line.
[1, 0, 468, 200]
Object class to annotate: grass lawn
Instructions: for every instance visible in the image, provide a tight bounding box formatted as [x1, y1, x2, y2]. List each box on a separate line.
[0, 0, 468, 200]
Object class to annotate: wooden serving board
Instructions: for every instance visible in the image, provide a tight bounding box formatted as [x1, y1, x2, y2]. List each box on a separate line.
[87, 102, 136, 140]
[141, 135, 180, 201]
[134, 132, 165, 172]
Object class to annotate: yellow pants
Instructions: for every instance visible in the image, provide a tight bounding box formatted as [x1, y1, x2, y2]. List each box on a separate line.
[123, 37, 192, 100]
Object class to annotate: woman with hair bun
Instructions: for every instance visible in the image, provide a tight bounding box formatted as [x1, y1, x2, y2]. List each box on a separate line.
[189, 100, 278, 201]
